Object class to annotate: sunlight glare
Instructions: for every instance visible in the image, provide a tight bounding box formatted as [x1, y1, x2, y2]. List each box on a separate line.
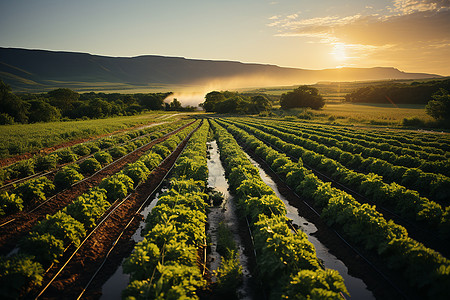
[331, 43, 348, 62]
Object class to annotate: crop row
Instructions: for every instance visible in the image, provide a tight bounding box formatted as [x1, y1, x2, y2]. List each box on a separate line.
[266, 118, 448, 165]
[279, 117, 450, 152]
[223, 118, 450, 239]
[210, 120, 349, 299]
[0, 121, 199, 299]
[217, 119, 450, 298]
[0, 119, 188, 185]
[231, 118, 450, 205]
[0, 121, 189, 217]
[122, 121, 209, 299]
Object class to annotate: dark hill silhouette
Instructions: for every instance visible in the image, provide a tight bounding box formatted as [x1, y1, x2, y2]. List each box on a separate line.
[0, 47, 442, 91]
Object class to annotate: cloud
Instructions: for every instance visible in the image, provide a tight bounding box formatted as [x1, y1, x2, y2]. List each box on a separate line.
[390, 0, 450, 14]
[268, 0, 450, 73]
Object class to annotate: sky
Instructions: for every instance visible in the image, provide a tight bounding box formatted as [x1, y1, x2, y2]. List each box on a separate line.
[0, 0, 449, 75]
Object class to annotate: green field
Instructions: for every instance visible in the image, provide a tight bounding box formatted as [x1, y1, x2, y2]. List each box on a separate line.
[0, 112, 182, 158]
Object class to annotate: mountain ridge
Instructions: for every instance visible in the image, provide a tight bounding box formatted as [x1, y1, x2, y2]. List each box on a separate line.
[0, 47, 442, 92]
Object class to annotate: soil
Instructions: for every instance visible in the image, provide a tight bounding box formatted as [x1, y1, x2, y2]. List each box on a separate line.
[0, 121, 196, 256]
[0, 121, 168, 168]
[27, 121, 200, 299]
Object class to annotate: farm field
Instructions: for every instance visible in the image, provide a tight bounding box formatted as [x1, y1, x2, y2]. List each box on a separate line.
[0, 114, 449, 299]
[0, 111, 185, 162]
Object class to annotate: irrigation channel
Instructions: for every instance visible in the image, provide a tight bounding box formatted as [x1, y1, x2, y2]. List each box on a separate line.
[244, 151, 375, 300]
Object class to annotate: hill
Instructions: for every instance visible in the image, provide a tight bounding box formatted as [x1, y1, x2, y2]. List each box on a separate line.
[0, 47, 442, 92]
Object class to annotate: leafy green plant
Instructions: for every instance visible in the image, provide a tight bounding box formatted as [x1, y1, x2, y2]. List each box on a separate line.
[14, 177, 55, 203]
[78, 157, 102, 174]
[54, 166, 84, 190]
[0, 192, 23, 216]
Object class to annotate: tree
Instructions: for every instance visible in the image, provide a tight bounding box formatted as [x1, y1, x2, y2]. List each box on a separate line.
[280, 86, 324, 110]
[250, 95, 271, 113]
[27, 99, 61, 123]
[0, 80, 28, 123]
[201, 91, 226, 112]
[426, 89, 450, 122]
[47, 88, 79, 113]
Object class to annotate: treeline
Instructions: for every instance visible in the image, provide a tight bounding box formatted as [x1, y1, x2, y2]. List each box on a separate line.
[345, 79, 450, 104]
[200, 91, 272, 114]
[0, 80, 195, 125]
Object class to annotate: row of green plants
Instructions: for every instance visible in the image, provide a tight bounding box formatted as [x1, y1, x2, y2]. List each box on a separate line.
[0, 119, 188, 185]
[272, 116, 450, 154]
[273, 119, 448, 162]
[217, 119, 450, 299]
[0, 121, 190, 217]
[278, 116, 450, 152]
[0, 121, 199, 298]
[223, 119, 450, 238]
[236, 118, 450, 204]
[210, 119, 349, 299]
[122, 121, 209, 299]
[262, 119, 450, 179]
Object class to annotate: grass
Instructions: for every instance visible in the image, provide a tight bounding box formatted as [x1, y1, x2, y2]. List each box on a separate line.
[0, 112, 181, 159]
[270, 102, 434, 127]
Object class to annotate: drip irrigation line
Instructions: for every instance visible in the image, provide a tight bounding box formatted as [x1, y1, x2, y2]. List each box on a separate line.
[0, 121, 195, 228]
[74, 121, 202, 299]
[227, 126, 410, 300]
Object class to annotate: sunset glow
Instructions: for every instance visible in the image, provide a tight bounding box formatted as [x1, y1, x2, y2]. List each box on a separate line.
[0, 0, 448, 75]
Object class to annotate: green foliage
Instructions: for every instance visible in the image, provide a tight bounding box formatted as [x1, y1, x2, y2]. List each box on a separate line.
[108, 146, 128, 159]
[54, 166, 84, 189]
[33, 211, 86, 247]
[63, 188, 109, 229]
[15, 177, 55, 203]
[280, 86, 325, 110]
[282, 269, 349, 299]
[123, 161, 151, 186]
[426, 89, 450, 124]
[215, 250, 243, 296]
[99, 173, 134, 201]
[19, 232, 64, 265]
[34, 155, 57, 172]
[94, 151, 113, 165]
[56, 149, 78, 163]
[78, 157, 102, 174]
[0, 192, 23, 216]
[139, 152, 162, 170]
[0, 255, 44, 299]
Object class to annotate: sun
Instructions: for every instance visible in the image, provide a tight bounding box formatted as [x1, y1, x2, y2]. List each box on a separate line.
[331, 43, 348, 62]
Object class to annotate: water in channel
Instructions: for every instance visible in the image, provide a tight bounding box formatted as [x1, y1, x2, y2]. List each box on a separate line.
[100, 190, 165, 300]
[245, 152, 375, 300]
[207, 140, 254, 299]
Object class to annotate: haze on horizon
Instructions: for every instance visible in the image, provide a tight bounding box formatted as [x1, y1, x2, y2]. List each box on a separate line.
[0, 0, 449, 76]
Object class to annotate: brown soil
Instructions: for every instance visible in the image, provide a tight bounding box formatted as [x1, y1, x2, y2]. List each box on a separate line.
[0, 121, 167, 168]
[28, 121, 200, 299]
[0, 121, 195, 255]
